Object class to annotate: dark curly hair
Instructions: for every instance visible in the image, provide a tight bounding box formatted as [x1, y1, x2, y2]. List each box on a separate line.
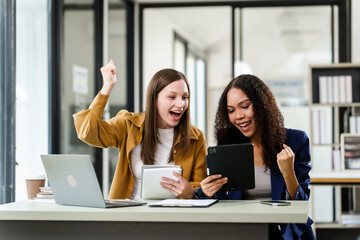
[214, 74, 286, 172]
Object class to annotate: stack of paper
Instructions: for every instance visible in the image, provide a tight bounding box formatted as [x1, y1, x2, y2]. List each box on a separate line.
[33, 187, 55, 204]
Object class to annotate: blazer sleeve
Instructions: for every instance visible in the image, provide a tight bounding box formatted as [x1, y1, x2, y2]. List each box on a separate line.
[287, 129, 312, 200]
[279, 129, 315, 240]
[73, 92, 127, 148]
[194, 187, 229, 199]
[194, 188, 242, 200]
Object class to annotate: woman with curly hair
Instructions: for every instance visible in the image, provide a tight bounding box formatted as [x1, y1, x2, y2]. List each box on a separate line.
[194, 74, 315, 239]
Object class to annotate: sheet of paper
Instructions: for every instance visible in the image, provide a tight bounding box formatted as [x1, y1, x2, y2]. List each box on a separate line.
[73, 65, 88, 94]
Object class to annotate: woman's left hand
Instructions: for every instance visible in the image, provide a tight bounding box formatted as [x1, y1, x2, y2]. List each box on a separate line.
[160, 172, 195, 199]
[277, 144, 295, 177]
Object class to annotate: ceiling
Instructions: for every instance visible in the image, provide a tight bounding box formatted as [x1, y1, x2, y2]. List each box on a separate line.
[151, 7, 231, 50]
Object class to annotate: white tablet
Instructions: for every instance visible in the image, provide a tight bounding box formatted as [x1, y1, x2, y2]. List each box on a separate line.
[141, 165, 182, 200]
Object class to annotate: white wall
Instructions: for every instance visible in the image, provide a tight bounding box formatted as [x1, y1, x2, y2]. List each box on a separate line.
[143, 10, 174, 107]
[206, 33, 232, 145]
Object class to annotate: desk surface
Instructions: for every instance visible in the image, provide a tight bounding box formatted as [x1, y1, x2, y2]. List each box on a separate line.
[0, 200, 308, 224]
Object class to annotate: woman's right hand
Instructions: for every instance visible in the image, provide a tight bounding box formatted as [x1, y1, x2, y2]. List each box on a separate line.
[100, 59, 117, 95]
[200, 174, 228, 198]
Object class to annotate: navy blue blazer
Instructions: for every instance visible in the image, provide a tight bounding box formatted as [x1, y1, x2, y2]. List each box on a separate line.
[195, 129, 315, 240]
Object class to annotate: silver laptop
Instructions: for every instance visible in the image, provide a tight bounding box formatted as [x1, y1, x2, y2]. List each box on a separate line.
[41, 154, 146, 208]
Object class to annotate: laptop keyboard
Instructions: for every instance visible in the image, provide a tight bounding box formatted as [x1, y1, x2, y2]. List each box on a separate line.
[105, 202, 125, 208]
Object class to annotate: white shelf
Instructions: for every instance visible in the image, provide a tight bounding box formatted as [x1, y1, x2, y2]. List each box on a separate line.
[310, 171, 360, 184]
[311, 103, 360, 107]
[310, 171, 360, 179]
[315, 223, 360, 229]
[312, 143, 340, 147]
[342, 214, 360, 226]
[315, 214, 360, 229]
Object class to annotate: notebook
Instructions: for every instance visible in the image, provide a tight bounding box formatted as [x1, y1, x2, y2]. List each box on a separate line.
[206, 143, 255, 191]
[40, 154, 146, 208]
[141, 165, 182, 199]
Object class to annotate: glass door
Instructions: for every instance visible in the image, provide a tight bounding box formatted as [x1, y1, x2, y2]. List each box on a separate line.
[234, 6, 334, 133]
[105, 0, 128, 196]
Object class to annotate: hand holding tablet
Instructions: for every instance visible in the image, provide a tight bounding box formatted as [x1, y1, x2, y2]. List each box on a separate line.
[141, 165, 182, 200]
[206, 143, 255, 191]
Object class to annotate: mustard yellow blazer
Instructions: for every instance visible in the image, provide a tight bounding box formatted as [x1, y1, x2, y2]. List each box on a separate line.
[73, 92, 207, 199]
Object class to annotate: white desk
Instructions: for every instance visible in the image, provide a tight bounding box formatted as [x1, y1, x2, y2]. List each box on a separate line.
[0, 200, 309, 240]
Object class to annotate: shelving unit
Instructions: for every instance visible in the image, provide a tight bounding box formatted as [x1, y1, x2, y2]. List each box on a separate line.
[308, 63, 360, 235]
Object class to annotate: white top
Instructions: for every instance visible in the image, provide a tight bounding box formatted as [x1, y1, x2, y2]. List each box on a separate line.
[243, 166, 272, 200]
[131, 128, 175, 199]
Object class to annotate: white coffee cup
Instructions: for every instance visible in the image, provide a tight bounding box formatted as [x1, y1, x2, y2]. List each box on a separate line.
[25, 174, 46, 199]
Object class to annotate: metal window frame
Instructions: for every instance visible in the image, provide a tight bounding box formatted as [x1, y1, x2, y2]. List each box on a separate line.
[48, 0, 62, 156]
[0, 0, 16, 204]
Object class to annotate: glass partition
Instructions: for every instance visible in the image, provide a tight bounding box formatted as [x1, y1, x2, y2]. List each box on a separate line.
[237, 6, 334, 133]
[15, 0, 49, 201]
[143, 7, 228, 140]
[62, 1, 95, 160]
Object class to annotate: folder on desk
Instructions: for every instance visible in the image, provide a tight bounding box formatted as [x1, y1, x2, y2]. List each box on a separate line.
[149, 199, 218, 208]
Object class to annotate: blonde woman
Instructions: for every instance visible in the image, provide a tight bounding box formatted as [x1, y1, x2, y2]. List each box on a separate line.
[74, 60, 207, 200]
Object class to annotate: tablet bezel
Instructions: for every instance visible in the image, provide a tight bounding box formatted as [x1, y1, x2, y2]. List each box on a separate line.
[141, 165, 182, 199]
[206, 143, 255, 191]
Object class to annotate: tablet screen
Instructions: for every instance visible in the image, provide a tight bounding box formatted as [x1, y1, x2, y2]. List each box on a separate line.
[141, 165, 182, 199]
[206, 143, 255, 191]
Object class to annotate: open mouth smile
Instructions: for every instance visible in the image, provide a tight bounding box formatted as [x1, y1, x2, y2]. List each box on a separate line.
[239, 121, 250, 128]
[169, 110, 183, 121]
